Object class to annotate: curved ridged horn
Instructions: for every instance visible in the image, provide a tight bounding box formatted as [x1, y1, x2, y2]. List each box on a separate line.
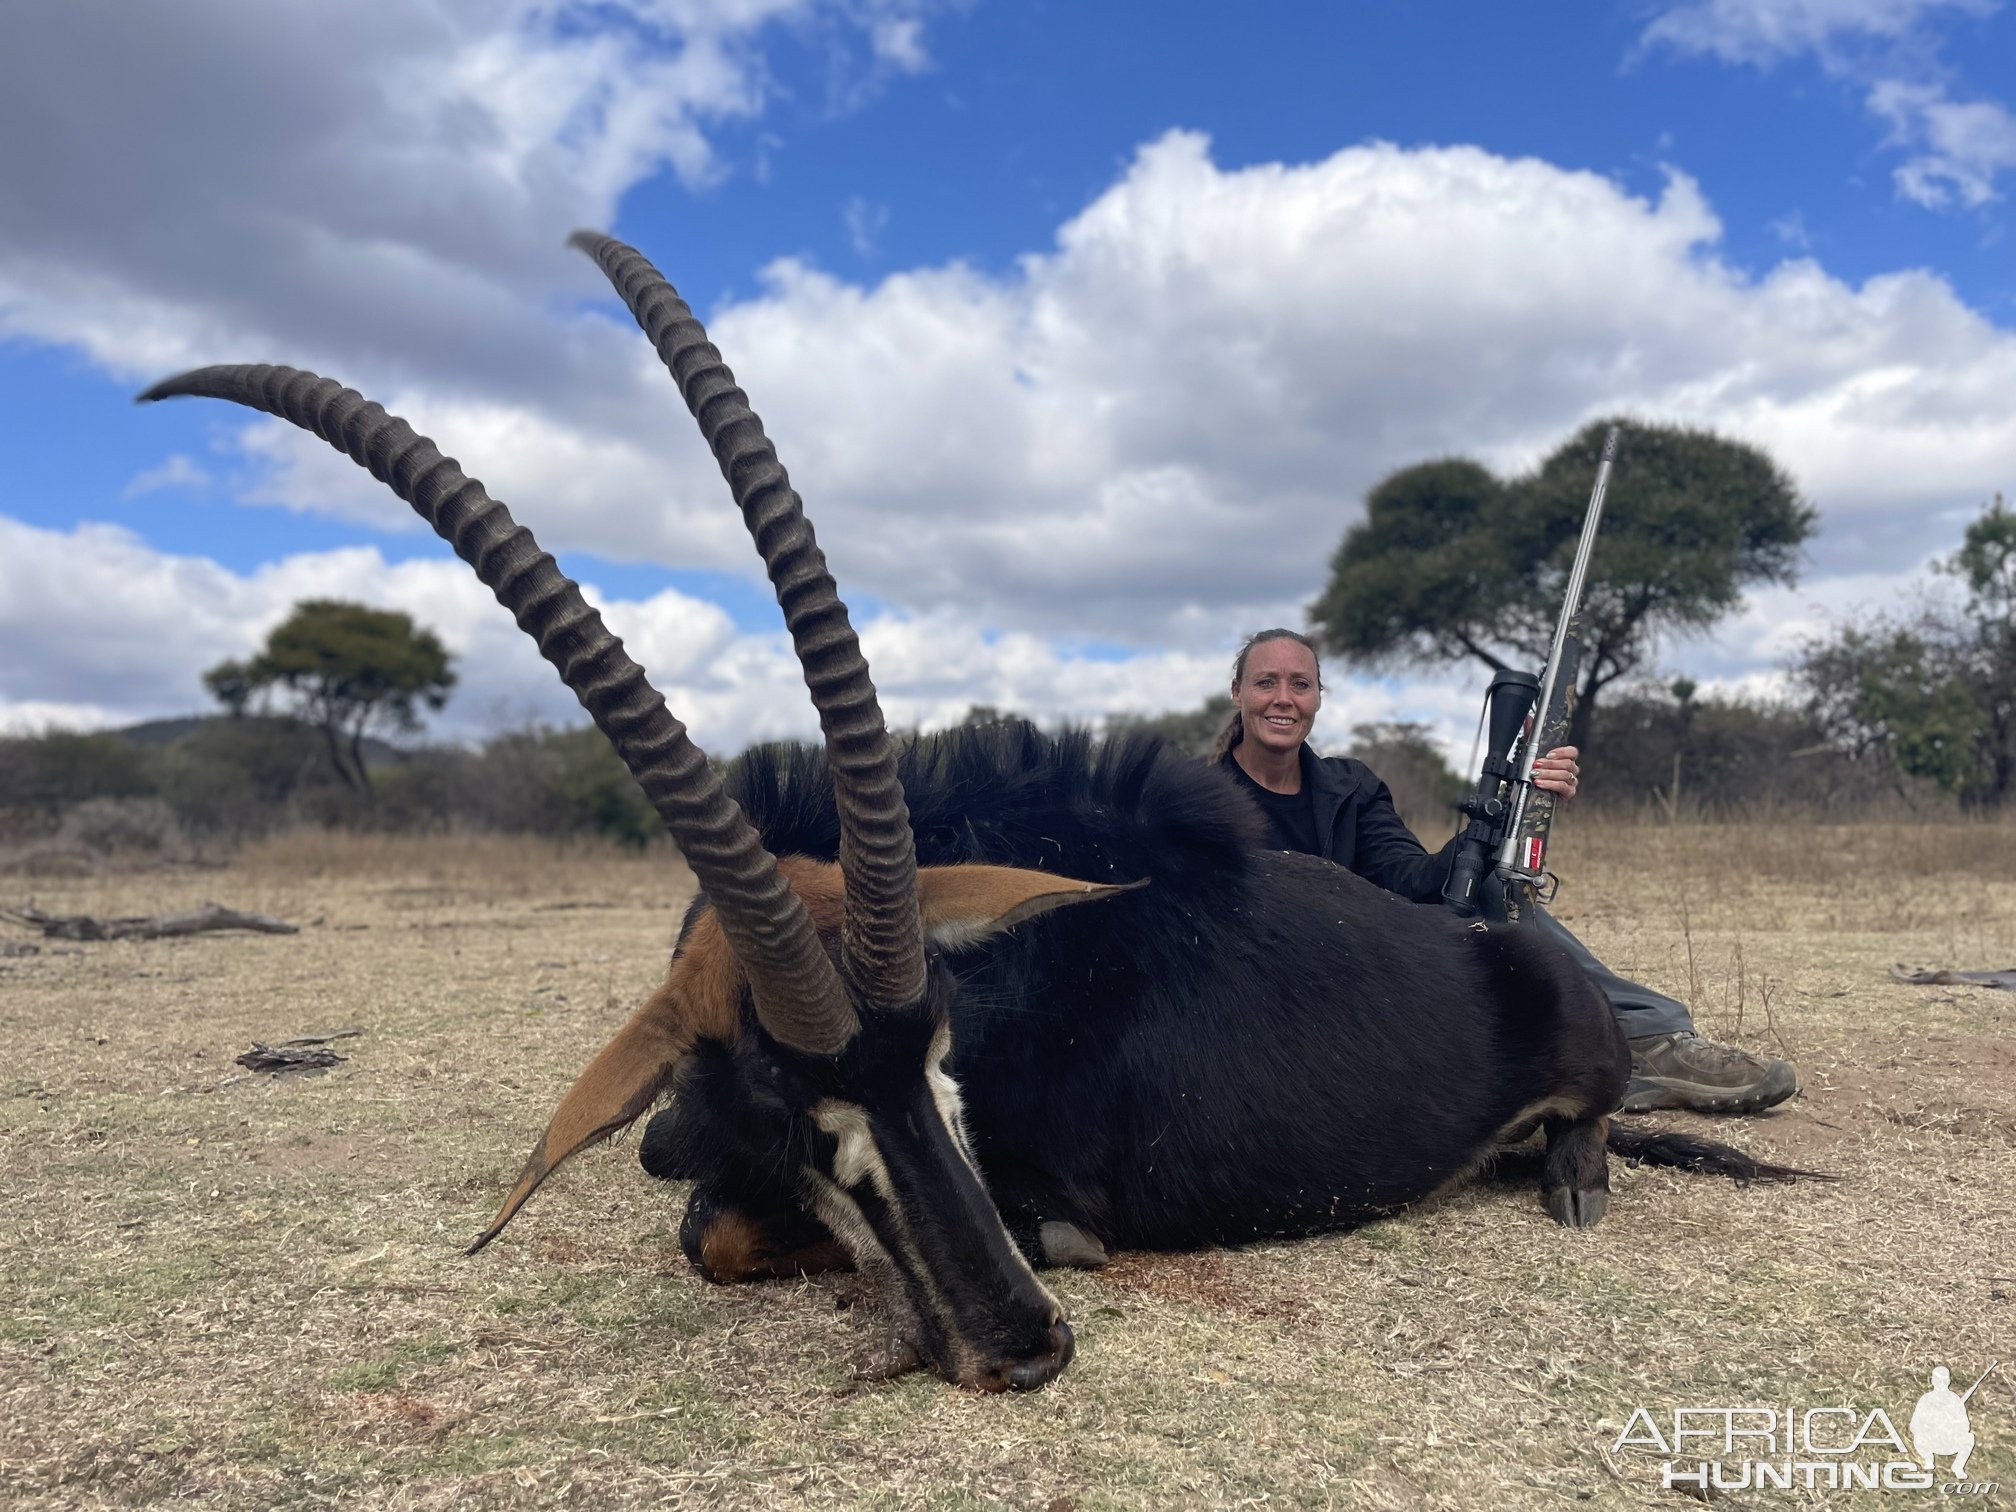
[570, 231, 927, 1012]
[138, 364, 860, 1056]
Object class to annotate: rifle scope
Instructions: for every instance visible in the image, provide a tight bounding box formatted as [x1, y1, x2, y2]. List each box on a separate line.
[1441, 668, 1540, 918]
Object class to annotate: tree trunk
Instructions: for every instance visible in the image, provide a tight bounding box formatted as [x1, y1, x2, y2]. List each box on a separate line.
[1568, 675, 1598, 754]
[320, 719, 361, 793]
[347, 716, 374, 797]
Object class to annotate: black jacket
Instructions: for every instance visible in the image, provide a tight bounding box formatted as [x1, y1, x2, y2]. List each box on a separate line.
[1221, 744, 1460, 905]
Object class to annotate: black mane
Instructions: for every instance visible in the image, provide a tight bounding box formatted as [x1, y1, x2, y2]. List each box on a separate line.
[728, 720, 1261, 891]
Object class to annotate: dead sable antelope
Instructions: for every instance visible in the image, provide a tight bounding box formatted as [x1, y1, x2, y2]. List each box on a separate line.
[142, 233, 1805, 1393]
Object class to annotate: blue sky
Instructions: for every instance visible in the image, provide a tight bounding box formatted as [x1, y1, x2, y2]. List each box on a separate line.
[3, 0, 2013, 753]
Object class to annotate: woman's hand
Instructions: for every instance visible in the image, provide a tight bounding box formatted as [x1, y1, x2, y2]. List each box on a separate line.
[1531, 745, 1581, 801]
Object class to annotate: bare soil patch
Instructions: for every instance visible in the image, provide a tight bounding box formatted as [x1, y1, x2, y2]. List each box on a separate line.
[2, 823, 2012, 1508]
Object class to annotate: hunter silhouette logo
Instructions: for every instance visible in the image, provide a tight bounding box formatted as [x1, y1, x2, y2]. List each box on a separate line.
[1911, 1363, 1997, 1479]
[1612, 1361, 2001, 1494]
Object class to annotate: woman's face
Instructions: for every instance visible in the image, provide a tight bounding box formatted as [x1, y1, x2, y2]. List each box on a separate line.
[1235, 639, 1321, 757]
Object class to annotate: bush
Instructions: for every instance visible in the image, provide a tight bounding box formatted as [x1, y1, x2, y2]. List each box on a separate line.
[1581, 682, 1917, 817]
[1106, 696, 1236, 759]
[57, 797, 187, 857]
[0, 730, 159, 812]
[459, 726, 661, 846]
[1341, 722, 1465, 838]
[152, 718, 340, 835]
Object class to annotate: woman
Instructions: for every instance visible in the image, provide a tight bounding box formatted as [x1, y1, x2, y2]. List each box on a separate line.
[1211, 628, 1797, 1116]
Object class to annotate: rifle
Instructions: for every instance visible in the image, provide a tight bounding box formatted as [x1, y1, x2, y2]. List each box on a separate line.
[1441, 425, 1620, 924]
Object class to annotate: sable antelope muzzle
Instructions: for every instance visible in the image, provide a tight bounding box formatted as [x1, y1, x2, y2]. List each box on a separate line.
[140, 231, 1115, 1390]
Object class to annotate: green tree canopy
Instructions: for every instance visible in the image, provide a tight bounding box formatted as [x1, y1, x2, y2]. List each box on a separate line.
[1309, 418, 1817, 747]
[204, 600, 456, 794]
[1795, 494, 2016, 810]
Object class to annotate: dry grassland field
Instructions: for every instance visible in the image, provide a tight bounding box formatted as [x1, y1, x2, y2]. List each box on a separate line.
[3, 820, 2014, 1510]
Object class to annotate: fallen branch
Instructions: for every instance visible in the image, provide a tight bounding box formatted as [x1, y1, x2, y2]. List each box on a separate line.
[235, 1043, 347, 1075]
[0, 901, 298, 941]
[1891, 963, 2016, 991]
[274, 1027, 364, 1047]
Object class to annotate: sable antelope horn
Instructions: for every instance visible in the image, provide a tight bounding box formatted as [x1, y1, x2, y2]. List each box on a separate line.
[137, 364, 860, 1056]
[570, 231, 926, 1012]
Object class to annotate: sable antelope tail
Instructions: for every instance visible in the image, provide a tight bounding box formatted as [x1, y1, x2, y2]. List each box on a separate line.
[1606, 1123, 1832, 1184]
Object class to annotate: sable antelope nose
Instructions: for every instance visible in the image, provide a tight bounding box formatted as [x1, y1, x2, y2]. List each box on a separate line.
[978, 1318, 1074, 1393]
[1011, 1320, 1075, 1391]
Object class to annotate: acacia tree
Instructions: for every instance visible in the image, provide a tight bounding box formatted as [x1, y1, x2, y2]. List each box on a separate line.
[204, 600, 456, 794]
[1308, 419, 1816, 748]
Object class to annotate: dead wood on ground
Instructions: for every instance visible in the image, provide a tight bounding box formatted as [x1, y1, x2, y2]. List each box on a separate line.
[232, 1032, 363, 1077]
[0, 901, 298, 941]
[233, 1042, 348, 1075]
[1891, 963, 2016, 990]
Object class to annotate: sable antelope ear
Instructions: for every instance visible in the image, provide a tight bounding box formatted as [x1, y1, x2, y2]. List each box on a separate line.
[466, 986, 693, 1254]
[918, 864, 1146, 951]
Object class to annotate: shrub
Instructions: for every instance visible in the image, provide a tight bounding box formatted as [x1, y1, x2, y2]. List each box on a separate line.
[57, 797, 187, 858]
[1342, 722, 1465, 838]
[0, 730, 159, 812]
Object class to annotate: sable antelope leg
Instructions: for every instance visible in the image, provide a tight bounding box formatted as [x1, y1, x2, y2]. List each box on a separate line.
[1542, 1114, 1611, 1229]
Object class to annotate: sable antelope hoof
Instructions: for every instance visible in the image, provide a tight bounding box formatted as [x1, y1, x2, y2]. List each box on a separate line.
[1544, 1185, 1610, 1229]
[1542, 1115, 1612, 1228]
[1038, 1220, 1109, 1269]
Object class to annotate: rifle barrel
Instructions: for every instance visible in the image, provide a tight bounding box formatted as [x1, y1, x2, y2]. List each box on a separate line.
[1512, 424, 1619, 792]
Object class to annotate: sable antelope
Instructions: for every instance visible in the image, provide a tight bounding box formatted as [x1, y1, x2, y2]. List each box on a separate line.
[142, 233, 1802, 1393]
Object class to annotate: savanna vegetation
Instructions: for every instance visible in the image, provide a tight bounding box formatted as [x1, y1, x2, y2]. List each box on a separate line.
[2, 821, 2009, 1508]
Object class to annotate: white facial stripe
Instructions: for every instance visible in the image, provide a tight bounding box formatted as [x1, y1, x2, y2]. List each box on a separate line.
[807, 1166, 967, 1375]
[924, 1023, 1064, 1324]
[804, 1170, 925, 1336]
[924, 1021, 975, 1161]
[811, 1098, 894, 1199]
[805, 1170, 882, 1259]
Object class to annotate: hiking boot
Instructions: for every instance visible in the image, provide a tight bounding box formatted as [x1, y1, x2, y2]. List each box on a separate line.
[1622, 1032, 1798, 1115]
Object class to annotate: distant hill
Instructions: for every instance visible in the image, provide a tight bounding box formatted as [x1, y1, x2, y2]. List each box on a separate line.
[110, 714, 410, 768]
[111, 716, 218, 748]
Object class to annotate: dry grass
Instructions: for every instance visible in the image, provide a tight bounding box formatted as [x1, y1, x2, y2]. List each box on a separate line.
[2, 823, 2013, 1509]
